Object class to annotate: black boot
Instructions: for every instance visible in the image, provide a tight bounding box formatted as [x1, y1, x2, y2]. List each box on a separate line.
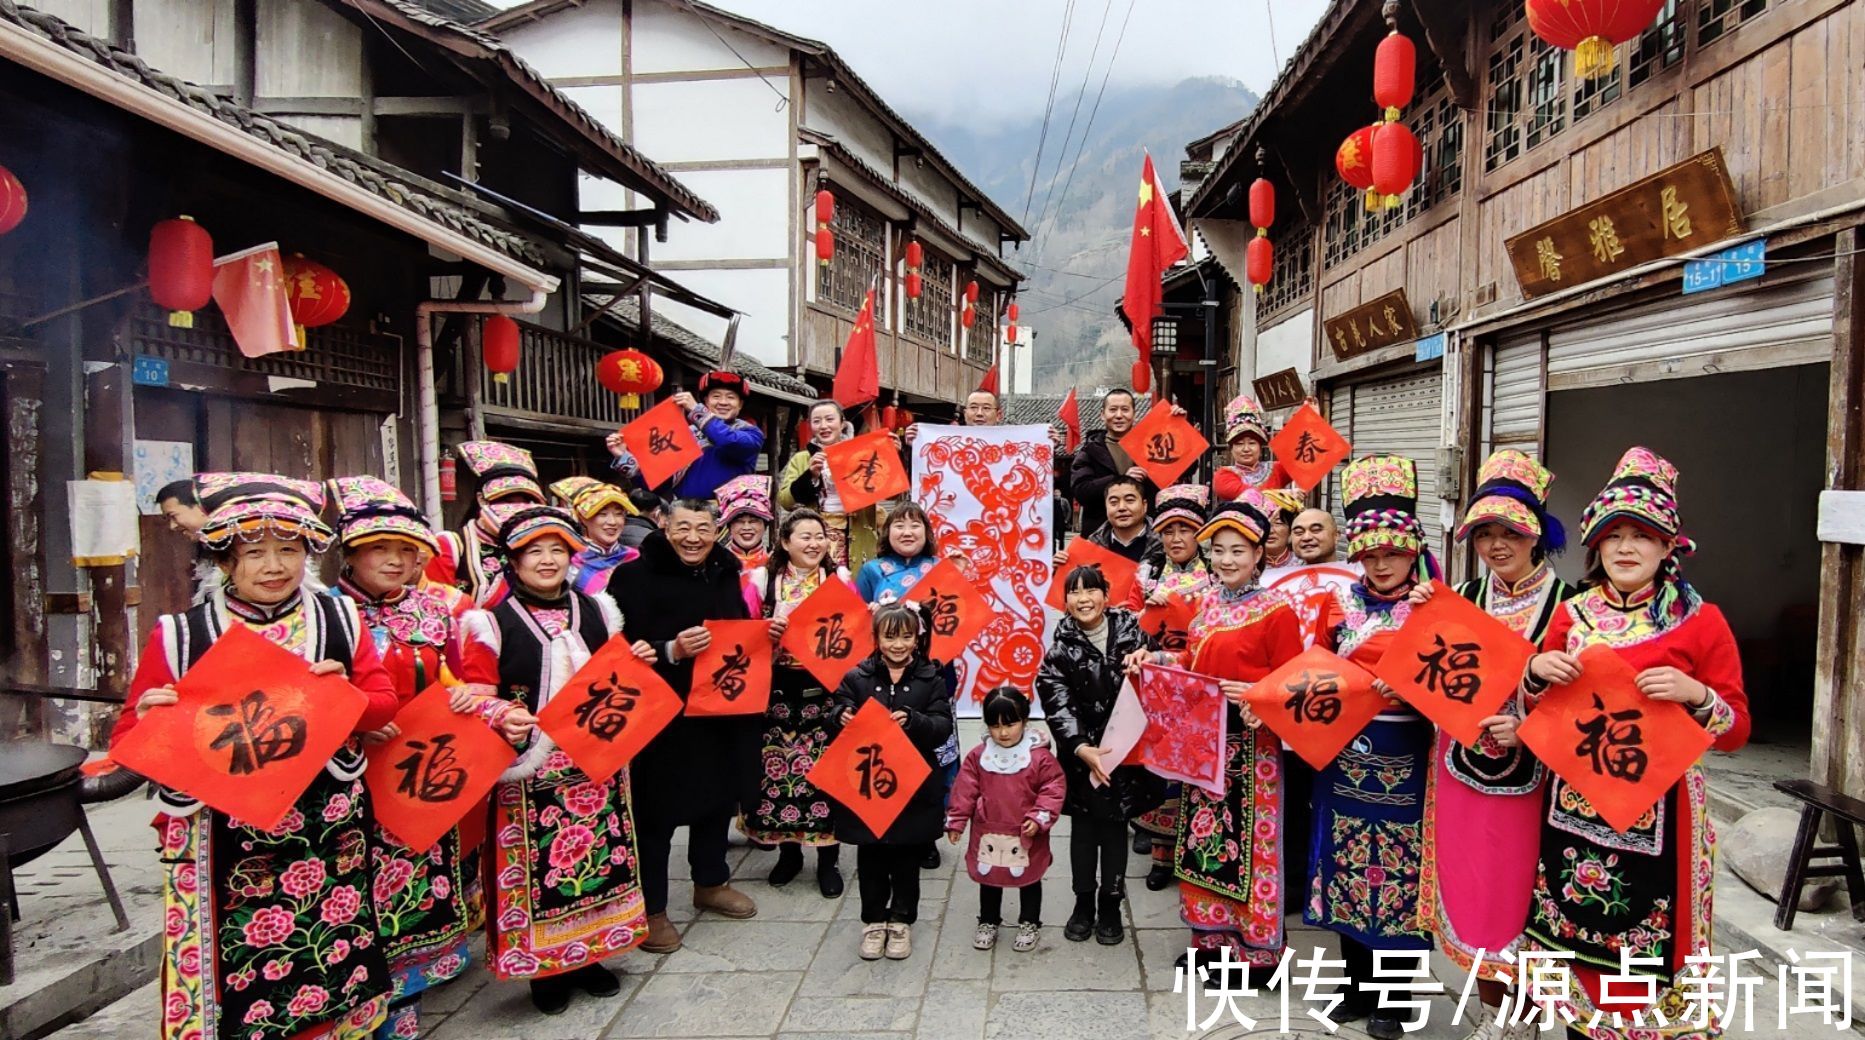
[816, 845, 844, 898]
[1145, 860, 1172, 891]
[1130, 829, 1152, 855]
[1063, 893, 1095, 942]
[568, 962, 621, 997]
[528, 975, 571, 1015]
[920, 843, 941, 869]
[769, 843, 803, 886]
[1094, 891, 1124, 945]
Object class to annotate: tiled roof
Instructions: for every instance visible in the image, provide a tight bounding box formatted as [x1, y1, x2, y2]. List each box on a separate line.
[409, 0, 498, 22]
[600, 296, 818, 400]
[1004, 392, 1152, 433]
[4, 0, 550, 266]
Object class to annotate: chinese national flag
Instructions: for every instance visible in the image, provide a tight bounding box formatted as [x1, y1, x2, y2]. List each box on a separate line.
[621, 397, 704, 491]
[1269, 402, 1352, 492]
[824, 430, 910, 514]
[535, 636, 684, 784]
[903, 558, 994, 665]
[1046, 536, 1141, 611]
[1117, 153, 1188, 396]
[1372, 581, 1537, 746]
[1119, 403, 1210, 488]
[832, 288, 880, 410]
[686, 620, 775, 717]
[1058, 388, 1082, 454]
[363, 683, 517, 853]
[779, 577, 876, 690]
[808, 698, 932, 838]
[1244, 646, 1386, 770]
[211, 243, 296, 359]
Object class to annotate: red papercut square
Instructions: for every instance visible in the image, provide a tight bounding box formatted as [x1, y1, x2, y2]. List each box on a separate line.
[1372, 581, 1538, 747]
[1269, 402, 1351, 492]
[808, 699, 932, 838]
[364, 683, 517, 852]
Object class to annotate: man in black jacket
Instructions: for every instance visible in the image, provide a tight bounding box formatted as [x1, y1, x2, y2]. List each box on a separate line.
[1070, 389, 1157, 536]
[617, 489, 664, 549]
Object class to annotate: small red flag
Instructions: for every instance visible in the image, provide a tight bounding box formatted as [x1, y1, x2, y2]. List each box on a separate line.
[977, 365, 999, 395]
[832, 288, 881, 410]
[1244, 646, 1387, 771]
[686, 620, 775, 717]
[808, 699, 932, 838]
[1117, 153, 1188, 396]
[1372, 581, 1538, 746]
[1119, 404, 1210, 488]
[211, 243, 296, 359]
[1058, 388, 1082, 454]
[779, 577, 876, 690]
[1269, 402, 1352, 492]
[535, 637, 684, 784]
[824, 430, 910, 514]
[902, 558, 994, 665]
[364, 683, 517, 853]
[621, 397, 704, 491]
[1046, 537, 1141, 611]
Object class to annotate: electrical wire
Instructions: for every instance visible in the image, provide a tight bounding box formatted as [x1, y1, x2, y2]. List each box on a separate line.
[1264, 0, 1280, 70]
[1029, 0, 1116, 249]
[1021, 0, 1078, 225]
[676, 0, 790, 110]
[1037, 0, 1139, 265]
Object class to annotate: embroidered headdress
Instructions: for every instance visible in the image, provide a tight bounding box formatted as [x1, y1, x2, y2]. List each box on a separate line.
[716, 474, 775, 524]
[455, 440, 543, 504]
[697, 370, 748, 399]
[1455, 449, 1566, 555]
[1152, 483, 1211, 532]
[1578, 447, 1689, 551]
[1262, 488, 1305, 521]
[327, 476, 438, 555]
[549, 475, 636, 523]
[1223, 393, 1270, 445]
[1198, 487, 1271, 545]
[1341, 454, 1425, 560]
[482, 501, 588, 555]
[196, 472, 334, 553]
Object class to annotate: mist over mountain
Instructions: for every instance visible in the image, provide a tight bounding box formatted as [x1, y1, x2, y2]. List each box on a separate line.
[908, 76, 1258, 393]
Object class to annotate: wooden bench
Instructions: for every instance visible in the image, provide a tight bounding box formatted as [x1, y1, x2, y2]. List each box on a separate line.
[1773, 779, 1865, 931]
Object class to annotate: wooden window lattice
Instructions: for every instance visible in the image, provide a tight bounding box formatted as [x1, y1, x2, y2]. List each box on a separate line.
[1631, 0, 1687, 87]
[903, 249, 955, 347]
[1261, 219, 1314, 317]
[965, 288, 999, 366]
[1322, 81, 1463, 270]
[817, 196, 887, 316]
[1698, 0, 1767, 46]
[130, 305, 399, 393]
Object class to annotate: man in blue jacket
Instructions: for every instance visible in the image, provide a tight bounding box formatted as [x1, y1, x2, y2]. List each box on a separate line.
[607, 370, 765, 501]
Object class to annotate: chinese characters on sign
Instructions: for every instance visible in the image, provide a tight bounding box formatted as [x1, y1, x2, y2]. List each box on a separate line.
[1252, 368, 1307, 411]
[205, 690, 306, 775]
[363, 683, 516, 852]
[571, 672, 639, 741]
[1267, 402, 1352, 492]
[1243, 646, 1384, 770]
[901, 558, 993, 666]
[537, 636, 684, 784]
[1323, 288, 1419, 362]
[1119, 405, 1210, 488]
[823, 430, 910, 513]
[808, 698, 932, 837]
[779, 577, 876, 689]
[619, 396, 704, 490]
[1682, 238, 1768, 295]
[687, 620, 774, 716]
[1371, 582, 1536, 746]
[1505, 149, 1744, 299]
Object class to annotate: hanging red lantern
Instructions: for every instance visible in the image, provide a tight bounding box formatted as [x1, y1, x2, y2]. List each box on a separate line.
[1336, 125, 1378, 193]
[1371, 122, 1420, 208]
[595, 348, 664, 409]
[281, 254, 350, 348]
[148, 216, 214, 329]
[1005, 325, 1017, 345]
[0, 165, 27, 236]
[1247, 236, 1274, 295]
[1248, 178, 1276, 230]
[816, 226, 834, 266]
[961, 304, 976, 329]
[1006, 299, 1019, 325]
[483, 314, 521, 384]
[904, 240, 923, 268]
[1373, 31, 1417, 120]
[964, 280, 979, 304]
[904, 271, 922, 299]
[815, 189, 835, 225]
[1527, 0, 1667, 80]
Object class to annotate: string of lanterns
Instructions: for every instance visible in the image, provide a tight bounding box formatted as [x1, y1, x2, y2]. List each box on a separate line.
[961, 279, 978, 329]
[815, 188, 835, 267]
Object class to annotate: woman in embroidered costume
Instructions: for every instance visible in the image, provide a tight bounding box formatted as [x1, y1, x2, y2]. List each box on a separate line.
[324, 477, 530, 1040]
[548, 476, 639, 595]
[455, 503, 655, 1015]
[778, 399, 884, 571]
[1491, 448, 1749, 1040]
[114, 473, 403, 1040]
[1310, 455, 1440, 1039]
[1129, 484, 1217, 892]
[424, 440, 545, 607]
[1412, 452, 1576, 1040]
[716, 475, 775, 573]
[1211, 394, 1288, 502]
[742, 508, 848, 897]
[1128, 491, 1302, 983]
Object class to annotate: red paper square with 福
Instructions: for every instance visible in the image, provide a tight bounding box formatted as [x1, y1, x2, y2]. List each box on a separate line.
[1046, 537, 1140, 611]
[1119, 406, 1210, 488]
[113, 625, 367, 829]
[1138, 593, 1199, 655]
[1269, 402, 1351, 491]
[1243, 646, 1386, 770]
[686, 620, 775, 717]
[620, 397, 703, 491]
[779, 577, 876, 690]
[1517, 645, 1714, 834]
[903, 558, 993, 665]
[364, 683, 517, 852]
[535, 636, 684, 784]
[824, 430, 910, 514]
[1372, 581, 1537, 747]
[808, 698, 931, 838]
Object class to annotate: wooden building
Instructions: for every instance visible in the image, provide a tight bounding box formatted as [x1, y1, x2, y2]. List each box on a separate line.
[1185, 0, 1865, 802]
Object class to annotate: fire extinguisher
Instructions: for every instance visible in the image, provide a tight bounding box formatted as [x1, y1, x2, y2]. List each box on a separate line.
[438, 454, 457, 502]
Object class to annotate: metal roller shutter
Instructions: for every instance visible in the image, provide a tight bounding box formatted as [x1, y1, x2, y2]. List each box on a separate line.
[1547, 276, 1834, 390]
[1487, 332, 1544, 457]
[1324, 370, 1446, 551]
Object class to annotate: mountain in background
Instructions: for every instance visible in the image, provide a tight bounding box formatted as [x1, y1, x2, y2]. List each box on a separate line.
[908, 76, 1257, 393]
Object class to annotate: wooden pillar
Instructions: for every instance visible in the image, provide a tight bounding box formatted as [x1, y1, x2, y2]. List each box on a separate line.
[1812, 225, 1865, 801]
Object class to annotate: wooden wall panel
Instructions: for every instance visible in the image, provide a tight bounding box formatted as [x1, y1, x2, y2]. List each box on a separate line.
[1321, 272, 1361, 320]
[1406, 218, 1463, 322]
[1569, 100, 1689, 203]
[1478, 165, 1568, 309]
[1360, 248, 1407, 306]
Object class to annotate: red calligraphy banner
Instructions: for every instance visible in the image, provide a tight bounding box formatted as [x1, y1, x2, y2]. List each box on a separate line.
[1119, 406, 1209, 488]
[1372, 581, 1537, 746]
[1137, 593, 1198, 655]
[807, 698, 931, 837]
[620, 397, 704, 491]
[823, 430, 910, 514]
[535, 637, 684, 783]
[363, 683, 517, 852]
[1244, 646, 1385, 770]
[113, 625, 367, 829]
[1046, 536, 1141, 611]
[1516, 645, 1714, 833]
[902, 558, 993, 665]
[685, 620, 775, 717]
[779, 577, 875, 690]
[1268, 402, 1351, 492]
[1133, 664, 1226, 796]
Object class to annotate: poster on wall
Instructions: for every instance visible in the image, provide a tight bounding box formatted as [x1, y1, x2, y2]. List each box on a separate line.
[133, 439, 195, 515]
[913, 424, 1054, 718]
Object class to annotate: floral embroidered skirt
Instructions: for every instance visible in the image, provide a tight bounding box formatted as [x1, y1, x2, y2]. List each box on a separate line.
[486, 753, 646, 980]
[1174, 729, 1284, 967]
[155, 764, 391, 1040]
[368, 825, 475, 1035]
[1304, 715, 1433, 951]
[741, 676, 838, 846]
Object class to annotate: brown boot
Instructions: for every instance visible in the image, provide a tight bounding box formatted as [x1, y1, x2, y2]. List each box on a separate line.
[692, 882, 758, 919]
[639, 912, 682, 954]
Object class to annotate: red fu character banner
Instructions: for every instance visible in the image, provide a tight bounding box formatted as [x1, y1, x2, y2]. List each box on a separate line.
[1243, 646, 1385, 770]
[620, 397, 703, 490]
[364, 683, 517, 852]
[1372, 580, 1537, 747]
[1137, 592, 1198, 655]
[1046, 536, 1141, 611]
[536, 637, 684, 784]
[113, 625, 367, 829]
[779, 577, 875, 690]
[808, 698, 931, 837]
[1268, 402, 1351, 492]
[824, 430, 910, 514]
[902, 558, 993, 665]
[686, 620, 775, 717]
[1133, 664, 1227, 796]
[1119, 405, 1209, 489]
[1516, 645, 1714, 834]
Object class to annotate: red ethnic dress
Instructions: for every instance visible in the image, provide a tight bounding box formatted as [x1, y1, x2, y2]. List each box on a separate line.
[739, 565, 846, 846]
[1130, 557, 1214, 847]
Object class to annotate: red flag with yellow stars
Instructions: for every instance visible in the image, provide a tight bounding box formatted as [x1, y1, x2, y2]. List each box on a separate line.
[832, 287, 880, 410]
[211, 243, 296, 359]
[1117, 153, 1187, 396]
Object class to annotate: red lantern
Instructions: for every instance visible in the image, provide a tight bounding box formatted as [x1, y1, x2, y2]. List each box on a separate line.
[1372, 122, 1420, 207]
[148, 216, 214, 329]
[904, 271, 922, 299]
[961, 304, 976, 329]
[816, 226, 834, 266]
[281, 254, 350, 348]
[1005, 325, 1017, 345]
[1374, 31, 1417, 120]
[1335, 126, 1378, 192]
[1248, 178, 1276, 230]
[0, 165, 27, 236]
[815, 189, 835, 225]
[1006, 300, 1019, 324]
[964, 280, 979, 304]
[595, 348, 664, 409]
[483, 314, 520, 384]
[1527, 0, 1667, 80]
[904, 240, 923, 268]
[1247, 235, 1274, 295]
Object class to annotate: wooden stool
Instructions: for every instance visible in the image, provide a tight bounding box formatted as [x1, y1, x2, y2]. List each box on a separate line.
[1772, 779, 1865, 931]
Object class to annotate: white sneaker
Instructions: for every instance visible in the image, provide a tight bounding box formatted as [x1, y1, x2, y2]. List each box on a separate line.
[859, 923, 887, 960]
[1462, 1005, 1497, 1040]
[1496, 1019, 1543, 1040]
[1011, 921, 1040, 952]
[884, 922, 912, 960]
[972, 922, 997, 950]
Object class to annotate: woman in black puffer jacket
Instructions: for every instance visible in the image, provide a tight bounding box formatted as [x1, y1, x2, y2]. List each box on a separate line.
[1034, 564, 1161, 946]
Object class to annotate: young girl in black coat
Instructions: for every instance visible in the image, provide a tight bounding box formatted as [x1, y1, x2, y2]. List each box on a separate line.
[830, 601, 954, 961]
